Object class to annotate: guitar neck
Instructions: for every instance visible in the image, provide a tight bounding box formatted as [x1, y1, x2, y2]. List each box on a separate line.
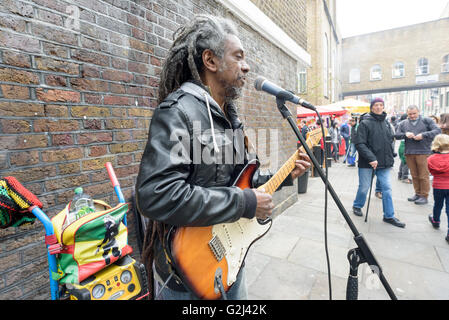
[257, 131, 319, 195]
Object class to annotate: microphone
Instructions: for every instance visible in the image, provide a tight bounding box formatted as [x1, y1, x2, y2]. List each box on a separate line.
[254, 76, 316, 110]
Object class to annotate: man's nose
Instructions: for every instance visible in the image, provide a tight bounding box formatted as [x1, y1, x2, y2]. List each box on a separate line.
[241, 60, 250, 74]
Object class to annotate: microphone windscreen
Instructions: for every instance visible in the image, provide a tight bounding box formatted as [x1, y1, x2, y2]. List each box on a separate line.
[254, 76, 266, 91]
[3, 176, 43, 209]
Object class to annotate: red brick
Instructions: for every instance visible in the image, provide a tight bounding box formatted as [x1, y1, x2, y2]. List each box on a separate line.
[103, 95, 133, 106]
[105, 119, 135, 129]
[70, 78, 108, 92]
[32, 23, 78, 46]
[0, 30, 40, 53]
[44, 174, 90, 192]
[1, 119, 31, 133]
[77, 132, 113, 144]
[0, 102, 44, 117]
[9, 150, 40, 166]
[83, 119, 102, 130]
[103, 70, 133, 83]
[84, 93, 102, 104]
[81, 65, 101, 78]
[1, 84, 30, 99]
[89, 145, 107, 157]
[71, 49, 109, 66]
[34, 119, 79, 132]
[0, 14, 26, 32]
[0, 134, 48, 150]
[51, 134, 74, 146]
[35, 57, 80, 75]
[58, 162, 81, 175]
[110, 143, 139, 153]
[36, 89, 81, 103]
[44, 105, 68, 117]
[0, 67, 39, 84]
[3, 165, 56, 182]
[82, 156, 114, 171]
[115, 131, 132, 141]
[45, 75, 67, 87]
[43, 42, 68, 58]
[71, 106, 110, 118]
[41, 147, 84, 162]
[2, 51, 31, 68]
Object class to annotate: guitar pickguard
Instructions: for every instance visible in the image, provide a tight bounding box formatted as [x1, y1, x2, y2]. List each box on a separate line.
[211, 217, 271, 286]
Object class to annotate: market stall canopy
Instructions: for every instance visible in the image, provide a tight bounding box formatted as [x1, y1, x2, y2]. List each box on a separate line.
[297, 104, 347, 118]
[329, 98, 370, 114]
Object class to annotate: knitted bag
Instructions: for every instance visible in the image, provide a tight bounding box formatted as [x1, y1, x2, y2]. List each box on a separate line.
[0, 177, 40, 228]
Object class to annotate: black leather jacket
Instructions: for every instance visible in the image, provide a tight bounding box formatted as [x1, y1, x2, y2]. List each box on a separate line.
[135, 81, 292, 287]
[355, 112, 395, 169]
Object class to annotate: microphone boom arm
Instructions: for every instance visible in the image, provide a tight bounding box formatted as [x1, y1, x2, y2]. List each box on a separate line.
[274, 94, 397, 300]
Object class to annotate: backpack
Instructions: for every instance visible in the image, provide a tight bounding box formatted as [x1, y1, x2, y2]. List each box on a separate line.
[51, 200, 132, 284]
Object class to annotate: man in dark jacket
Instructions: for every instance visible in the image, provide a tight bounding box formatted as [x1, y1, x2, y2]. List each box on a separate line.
[135, 15, 310, 300]
[395, 105, 441, 204]
[352, 98, 405, 228]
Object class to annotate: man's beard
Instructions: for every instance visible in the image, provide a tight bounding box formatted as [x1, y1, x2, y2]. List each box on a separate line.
[223, 83, 243, 103]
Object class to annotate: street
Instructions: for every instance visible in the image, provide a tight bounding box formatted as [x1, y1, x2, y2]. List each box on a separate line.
[246, 159, 449, 300]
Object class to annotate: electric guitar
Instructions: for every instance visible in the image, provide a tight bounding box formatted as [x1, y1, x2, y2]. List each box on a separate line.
[169, 128, 324, 299]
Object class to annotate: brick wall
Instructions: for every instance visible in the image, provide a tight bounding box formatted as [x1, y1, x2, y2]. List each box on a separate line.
[0, 0, 303, 299]
[249, 0, 307, 51]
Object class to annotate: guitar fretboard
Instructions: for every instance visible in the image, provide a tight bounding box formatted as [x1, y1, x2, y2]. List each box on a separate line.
[257, 128, 323, 195]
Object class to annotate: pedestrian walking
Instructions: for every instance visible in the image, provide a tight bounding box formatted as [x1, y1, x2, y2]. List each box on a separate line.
[346, 117, 358, 167]
[340, 121, 350, 155]
[396, 114, 411, 183]
[427, 134, 449, 243]
[352, 97, 405, 228]
[395, 105, 441, 205]
[328, 121, 341, 162]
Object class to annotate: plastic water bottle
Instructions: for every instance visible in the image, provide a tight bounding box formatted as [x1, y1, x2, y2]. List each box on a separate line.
[65, 187, 95, 227]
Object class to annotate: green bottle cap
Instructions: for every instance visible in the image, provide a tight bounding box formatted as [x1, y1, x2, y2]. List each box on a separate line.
[74, 187, 83, 194]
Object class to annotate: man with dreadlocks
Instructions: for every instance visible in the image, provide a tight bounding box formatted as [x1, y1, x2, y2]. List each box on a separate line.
[135, 14, 310, 300]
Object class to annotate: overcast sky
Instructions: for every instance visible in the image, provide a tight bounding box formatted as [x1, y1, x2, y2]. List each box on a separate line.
[336, 0, 449, 38]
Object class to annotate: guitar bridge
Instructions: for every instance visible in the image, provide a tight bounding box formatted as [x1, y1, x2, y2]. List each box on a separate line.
[209, 235, 225, 262]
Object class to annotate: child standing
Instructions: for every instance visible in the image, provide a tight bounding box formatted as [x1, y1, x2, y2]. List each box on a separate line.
[427, 134, 449, 243]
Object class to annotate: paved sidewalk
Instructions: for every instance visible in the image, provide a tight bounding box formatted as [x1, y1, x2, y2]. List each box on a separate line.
[246, 160, 449, 300]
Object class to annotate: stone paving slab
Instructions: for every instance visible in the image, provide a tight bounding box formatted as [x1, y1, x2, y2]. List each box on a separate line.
[246, 160, 449, 300]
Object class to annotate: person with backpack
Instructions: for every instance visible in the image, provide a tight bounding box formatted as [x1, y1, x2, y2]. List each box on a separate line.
[395, 105, 441, 205]
[352, 97, 405, 228]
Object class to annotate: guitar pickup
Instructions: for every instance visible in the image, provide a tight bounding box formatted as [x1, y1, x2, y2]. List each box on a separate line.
[209, 235, 225, 262]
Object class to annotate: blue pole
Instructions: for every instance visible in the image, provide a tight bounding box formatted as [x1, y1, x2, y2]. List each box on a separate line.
[31, 206, 60, 300]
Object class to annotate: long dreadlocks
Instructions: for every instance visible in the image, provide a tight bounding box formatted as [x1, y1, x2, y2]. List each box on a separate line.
[158, 14, 239, 104]
[141, 14, 239, 299]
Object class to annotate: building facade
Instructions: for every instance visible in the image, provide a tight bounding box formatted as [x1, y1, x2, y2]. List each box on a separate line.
[341, 17, 449, 116]
[0, 0, 310, 299]
[303, 0, 341, 107]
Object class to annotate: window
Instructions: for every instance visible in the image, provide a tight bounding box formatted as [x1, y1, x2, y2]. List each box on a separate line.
[392, 62, 405, 78]
[370, 64, 382, 81]
[446, 91, 449, 107]
[442, 54, 449, 73]
[416, 57, 429, 75]
[349, 68, 360, 83]
[298, 68, 307, 94]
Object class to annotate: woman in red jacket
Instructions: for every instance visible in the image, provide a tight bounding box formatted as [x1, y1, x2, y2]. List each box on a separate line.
[427, 134, 449, 243]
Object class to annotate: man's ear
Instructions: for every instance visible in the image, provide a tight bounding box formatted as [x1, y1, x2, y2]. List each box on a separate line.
[202, 49, 219, 73]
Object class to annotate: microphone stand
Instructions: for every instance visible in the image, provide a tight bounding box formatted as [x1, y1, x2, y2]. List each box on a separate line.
[274, 93, 397, 300]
